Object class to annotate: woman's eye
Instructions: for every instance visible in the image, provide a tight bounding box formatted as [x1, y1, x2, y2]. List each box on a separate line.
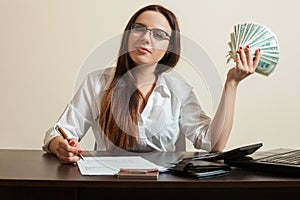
[134, 27, 145, 33]
[153, 31, 164, 39]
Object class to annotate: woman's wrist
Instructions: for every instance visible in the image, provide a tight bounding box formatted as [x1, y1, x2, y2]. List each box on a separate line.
[48, 136, 62, 155]
[225, 78, 239, 90]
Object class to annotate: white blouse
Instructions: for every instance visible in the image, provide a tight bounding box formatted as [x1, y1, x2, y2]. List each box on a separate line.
[43, 67, 212, 152]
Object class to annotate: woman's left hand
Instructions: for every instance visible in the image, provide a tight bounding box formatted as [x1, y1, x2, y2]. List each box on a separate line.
[227, 46, 260, 86]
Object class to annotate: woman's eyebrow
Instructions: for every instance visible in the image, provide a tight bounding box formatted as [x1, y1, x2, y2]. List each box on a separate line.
[134, 21, 170, 31]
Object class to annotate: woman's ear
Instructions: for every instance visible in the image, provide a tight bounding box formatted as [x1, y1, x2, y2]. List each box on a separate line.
[168, 44, 173, 52]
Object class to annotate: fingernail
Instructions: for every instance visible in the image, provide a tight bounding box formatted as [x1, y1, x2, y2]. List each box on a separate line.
[78, 150, 82, 154]
[69, 141, 75, 146]
[246, 45, 250, 49]
[239, 46, 242, 50]
[258, 48, 260, 52]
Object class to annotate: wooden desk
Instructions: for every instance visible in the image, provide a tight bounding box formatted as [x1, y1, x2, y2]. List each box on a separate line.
[0, 150, 299, 200]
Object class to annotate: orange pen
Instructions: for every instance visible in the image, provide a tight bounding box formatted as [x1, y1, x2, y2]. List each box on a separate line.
[55, 125, 84, 160]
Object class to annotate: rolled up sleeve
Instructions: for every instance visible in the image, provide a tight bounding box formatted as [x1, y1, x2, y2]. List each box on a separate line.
[179, 89, 212, 151]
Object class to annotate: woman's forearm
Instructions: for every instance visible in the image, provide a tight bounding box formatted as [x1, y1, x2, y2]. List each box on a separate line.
[210, 79, 238, 152]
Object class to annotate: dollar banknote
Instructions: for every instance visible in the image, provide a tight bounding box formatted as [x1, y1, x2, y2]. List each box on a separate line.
[226, 22, 280, 76]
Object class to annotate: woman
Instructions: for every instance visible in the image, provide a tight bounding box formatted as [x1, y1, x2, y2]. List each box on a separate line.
[43, 4, 260, 163]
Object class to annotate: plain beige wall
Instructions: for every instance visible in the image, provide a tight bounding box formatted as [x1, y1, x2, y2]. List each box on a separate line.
[0, 0, 299, 151]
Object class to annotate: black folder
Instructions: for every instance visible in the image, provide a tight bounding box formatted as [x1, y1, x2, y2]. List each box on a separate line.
[168, 143, 263, 179]
[168, 157, 231, 179]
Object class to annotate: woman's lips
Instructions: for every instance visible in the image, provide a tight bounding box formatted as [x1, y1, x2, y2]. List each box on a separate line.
[136, 47, 151, 54]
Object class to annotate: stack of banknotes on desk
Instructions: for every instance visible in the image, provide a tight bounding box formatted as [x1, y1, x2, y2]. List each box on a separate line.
[226, 22, 280, 76]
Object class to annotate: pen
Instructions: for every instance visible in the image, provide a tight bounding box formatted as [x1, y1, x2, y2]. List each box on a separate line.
[55, 125, 84, 161]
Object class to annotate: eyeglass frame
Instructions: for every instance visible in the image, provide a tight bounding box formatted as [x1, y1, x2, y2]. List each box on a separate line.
[130, 22, 172, 41]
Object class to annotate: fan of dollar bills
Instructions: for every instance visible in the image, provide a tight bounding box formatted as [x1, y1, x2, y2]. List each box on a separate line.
[226, 22, 280, 76]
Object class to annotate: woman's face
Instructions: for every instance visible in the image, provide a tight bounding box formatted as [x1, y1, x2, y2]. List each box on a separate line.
[128, 11, 172, 66]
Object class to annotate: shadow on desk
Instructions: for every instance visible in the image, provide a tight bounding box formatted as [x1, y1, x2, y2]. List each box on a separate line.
[2, 183, 298, 200]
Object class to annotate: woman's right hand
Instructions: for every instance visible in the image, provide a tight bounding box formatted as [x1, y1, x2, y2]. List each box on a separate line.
[49, 136, 82, 163]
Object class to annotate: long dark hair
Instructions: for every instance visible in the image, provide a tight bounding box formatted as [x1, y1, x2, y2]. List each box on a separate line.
[99, 4, 181, 150]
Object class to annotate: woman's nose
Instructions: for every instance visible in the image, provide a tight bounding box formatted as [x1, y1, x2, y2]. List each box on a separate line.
[140, 30, 151, 44]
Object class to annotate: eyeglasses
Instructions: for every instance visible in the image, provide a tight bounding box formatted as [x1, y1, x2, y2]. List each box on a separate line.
[130, 22, 171, 41]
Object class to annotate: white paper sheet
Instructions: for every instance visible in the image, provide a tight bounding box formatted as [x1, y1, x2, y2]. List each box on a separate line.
[77, 156, 164, 175]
